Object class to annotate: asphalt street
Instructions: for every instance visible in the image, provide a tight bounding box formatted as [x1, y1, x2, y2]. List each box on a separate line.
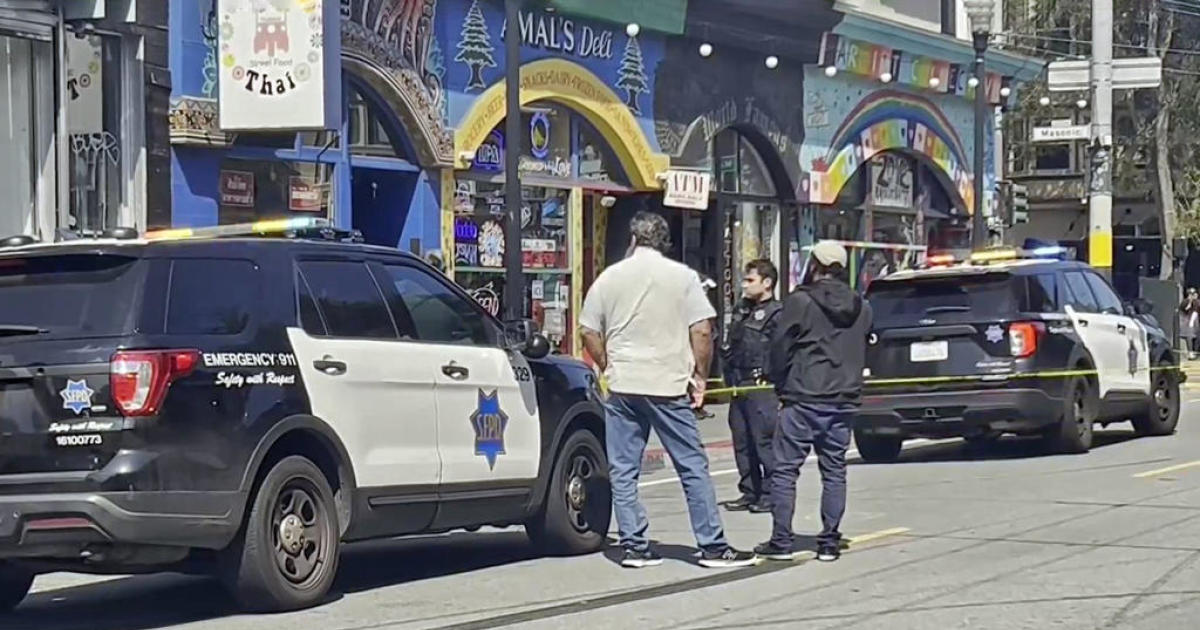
[8, 387, 1200, 629]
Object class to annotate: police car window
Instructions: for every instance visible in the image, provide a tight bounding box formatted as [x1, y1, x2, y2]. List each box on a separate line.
[166, 259, 255, 335]
[1084, 272, 1124, 314]
[867, 274, 1019, 326]
[297, 261, 398, 340]
[1061, 271, 1100, 313]
[296, 271, 326, 336]
[383, 265, 492, 346]
[1026, 274, 1060, 313]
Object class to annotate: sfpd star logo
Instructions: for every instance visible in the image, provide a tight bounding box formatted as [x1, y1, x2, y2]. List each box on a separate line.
[470, 389, 508, 470]
[60, 379, 95, 415]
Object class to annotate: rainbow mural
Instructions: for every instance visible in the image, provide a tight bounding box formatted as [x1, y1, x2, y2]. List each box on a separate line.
[805, 89, 976, 214]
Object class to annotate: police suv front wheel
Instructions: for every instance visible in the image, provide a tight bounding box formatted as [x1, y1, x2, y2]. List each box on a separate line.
[1133, 365, 1180, 437]
[0, 562, 33, 613]
[526, 429, 611, 555]
[221, 455, 341, 612]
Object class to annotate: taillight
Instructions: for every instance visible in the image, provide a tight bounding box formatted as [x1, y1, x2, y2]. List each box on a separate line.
[1009, 322, 1044, 358]
[110, 350, 200, 417]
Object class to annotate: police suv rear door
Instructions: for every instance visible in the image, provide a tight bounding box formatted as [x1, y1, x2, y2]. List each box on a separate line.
[866, 269, 1026, 387]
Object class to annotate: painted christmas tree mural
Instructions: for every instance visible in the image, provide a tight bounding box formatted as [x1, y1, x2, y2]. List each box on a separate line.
[617, 34, 648, 114]
[455, 0, 496, 91]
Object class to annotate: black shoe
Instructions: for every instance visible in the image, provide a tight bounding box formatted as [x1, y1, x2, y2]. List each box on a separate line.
[620, 548, 664, 568]
[753, 542, 797, 561]
[817, 543, 841, 562]
[721, 497, 755, 512]
[748, 502, 774, 513]
[698, 547, 761, 568]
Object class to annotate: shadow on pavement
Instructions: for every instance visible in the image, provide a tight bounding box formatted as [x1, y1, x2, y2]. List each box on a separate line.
[856, 429, 1142, 466]
[4, 530, 545, 630]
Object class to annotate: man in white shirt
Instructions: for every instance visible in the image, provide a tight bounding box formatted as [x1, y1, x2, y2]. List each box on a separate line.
[580, 211, 758, 569]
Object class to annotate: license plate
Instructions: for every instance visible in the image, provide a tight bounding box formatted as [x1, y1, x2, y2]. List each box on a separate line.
[910, 340, 949, 362]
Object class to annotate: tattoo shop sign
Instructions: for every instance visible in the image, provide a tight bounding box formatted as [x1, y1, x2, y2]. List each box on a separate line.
[217, 0, 341, 131]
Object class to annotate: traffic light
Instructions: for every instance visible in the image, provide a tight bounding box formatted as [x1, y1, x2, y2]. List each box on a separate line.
[1010, 183, 1029, 225]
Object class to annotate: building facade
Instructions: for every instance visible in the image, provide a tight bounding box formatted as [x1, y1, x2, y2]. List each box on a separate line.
[0, 0, 167, 240]
[165, 0, 1037, 357]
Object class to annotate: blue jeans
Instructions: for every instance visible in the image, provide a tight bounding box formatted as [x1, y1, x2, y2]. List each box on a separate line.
[769, 402, 855, 549]
[604, 393, 729, 553]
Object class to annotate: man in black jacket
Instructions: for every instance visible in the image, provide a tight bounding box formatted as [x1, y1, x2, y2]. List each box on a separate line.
[755, 241, 872, 563]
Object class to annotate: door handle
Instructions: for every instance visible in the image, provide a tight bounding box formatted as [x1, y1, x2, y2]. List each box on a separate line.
[442, 362, 470, 380]
[313, 359, 347, 375]
[1117, 323, 1127, 334]
[1077, 319, 1088, 327]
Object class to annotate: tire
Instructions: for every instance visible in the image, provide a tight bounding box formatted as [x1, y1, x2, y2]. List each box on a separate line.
[1133, 364, 1180, 437]
[0, 562, 33, 613]
[221, 455, 340, 613]
[526, 430, 611, 555]
[854, 429, 903, 463]
[1047, 375, 1095, 454]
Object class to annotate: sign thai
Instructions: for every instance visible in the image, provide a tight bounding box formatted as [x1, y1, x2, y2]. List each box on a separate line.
[288, 176, 326, 211]
[219, 170, 255, 206]
[663, 170, 711, 210]
[217, 0, 341, 130]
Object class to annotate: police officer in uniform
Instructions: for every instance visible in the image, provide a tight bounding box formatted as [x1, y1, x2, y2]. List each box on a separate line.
[720, 259, 783, 513]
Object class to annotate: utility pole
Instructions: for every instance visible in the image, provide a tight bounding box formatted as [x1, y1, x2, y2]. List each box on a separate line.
[504, 0, 523, 321]
[1090, 0, 1115, 279]
[972, 33, 988, 249]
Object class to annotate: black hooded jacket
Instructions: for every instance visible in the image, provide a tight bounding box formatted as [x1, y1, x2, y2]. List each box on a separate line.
[769, 278, 873, 405]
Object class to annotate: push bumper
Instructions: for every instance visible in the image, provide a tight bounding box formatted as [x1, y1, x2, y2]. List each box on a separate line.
[856, 387, 1063, 439]
[0, 489, 242, 560]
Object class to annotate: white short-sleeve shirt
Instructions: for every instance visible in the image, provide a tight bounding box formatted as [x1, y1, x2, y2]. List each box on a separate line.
[580, 247, 716, 397]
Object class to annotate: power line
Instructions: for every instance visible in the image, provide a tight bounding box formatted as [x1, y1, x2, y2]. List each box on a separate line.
[1005, 31, 1200, 58]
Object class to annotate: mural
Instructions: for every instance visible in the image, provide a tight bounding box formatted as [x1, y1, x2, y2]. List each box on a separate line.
[799, 68, 994, 213]
[651, 37, 808, 197]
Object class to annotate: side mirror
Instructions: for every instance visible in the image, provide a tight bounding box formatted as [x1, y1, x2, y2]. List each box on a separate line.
[503, 319, 551, 359]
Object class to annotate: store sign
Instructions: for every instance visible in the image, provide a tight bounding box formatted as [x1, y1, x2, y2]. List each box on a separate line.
[507, 10, 615, 60]
[867, 154, 914, 208]
[288, 177, 325, 211]
[663, 170, 711, 210]
[818, 33, 1004, 104]
[217, 0, 341, 130]
[1032, 125, 1091, 143]
[471, 280, 503, 317]
[66, 35, 103, 134]
[530, 112, 551, 159]
[474, 129, 505, 172]
[219, 170, 255, 207]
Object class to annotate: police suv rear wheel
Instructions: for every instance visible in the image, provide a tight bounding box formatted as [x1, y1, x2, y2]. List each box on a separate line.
[1048, 376, 1095, 454]
[0, 562, 33, 613]
[526, 430, 611, 555]
[222, 455, 340, 612]
[1133, 365, 1180, 437]
[854, 430, 903, 463]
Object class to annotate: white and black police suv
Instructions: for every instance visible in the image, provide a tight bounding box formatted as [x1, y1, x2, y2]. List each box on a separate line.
[0, 218, 610, 613]
[857, 247, 1182, 463]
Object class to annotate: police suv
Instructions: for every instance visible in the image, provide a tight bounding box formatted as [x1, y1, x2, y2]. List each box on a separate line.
[0, 218, 609, 613]
[856, 248, 1181, 462]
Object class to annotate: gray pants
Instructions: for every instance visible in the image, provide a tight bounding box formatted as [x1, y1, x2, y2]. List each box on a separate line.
[768, 401, 855, 549]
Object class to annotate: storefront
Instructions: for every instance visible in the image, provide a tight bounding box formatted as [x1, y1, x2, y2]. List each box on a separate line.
[0, 1, 159, 239]
[168, 0, 455, 253]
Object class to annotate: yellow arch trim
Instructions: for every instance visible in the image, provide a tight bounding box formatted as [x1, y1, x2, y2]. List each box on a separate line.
[454, 58, 669, 191]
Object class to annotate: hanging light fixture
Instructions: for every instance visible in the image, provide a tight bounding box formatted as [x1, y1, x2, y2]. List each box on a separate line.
[1039, 96, 1051, 106]
[824, 65, 837, 77]
[967, 76, 980, 88]
[879, 72, 893, 83]
[626, 23, 640, 37]
[699, 42, 713, 58]
[766, 55, 779, 69]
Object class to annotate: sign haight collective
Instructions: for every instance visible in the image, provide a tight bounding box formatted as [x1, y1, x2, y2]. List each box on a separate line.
[217, 0, 342, 131]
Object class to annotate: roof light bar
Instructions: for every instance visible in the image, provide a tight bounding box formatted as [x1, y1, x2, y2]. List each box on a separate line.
[145, 217, 330, 241]
[969, 249, 1019, 263]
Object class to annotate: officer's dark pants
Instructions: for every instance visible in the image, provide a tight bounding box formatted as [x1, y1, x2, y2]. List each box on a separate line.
[769, 402, 855, 549]
[727, 388, 779, 503]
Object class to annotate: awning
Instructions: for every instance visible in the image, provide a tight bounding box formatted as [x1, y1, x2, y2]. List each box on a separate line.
[0, 1, 56, 41]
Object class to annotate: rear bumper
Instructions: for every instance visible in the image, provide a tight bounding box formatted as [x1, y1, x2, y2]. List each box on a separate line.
[0, 490, 242, 560]
[856, 387, 1063, 438]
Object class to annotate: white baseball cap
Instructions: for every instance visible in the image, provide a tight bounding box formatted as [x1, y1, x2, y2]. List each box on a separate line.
[811, 240, 849, 267]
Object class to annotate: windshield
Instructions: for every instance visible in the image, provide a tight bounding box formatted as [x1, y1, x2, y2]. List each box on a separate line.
[0, 254, 143, 339]
[867, 273, 1020, 327]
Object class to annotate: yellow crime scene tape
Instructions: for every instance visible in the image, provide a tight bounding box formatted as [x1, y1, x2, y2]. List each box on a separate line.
[699, 364, 1186, 399]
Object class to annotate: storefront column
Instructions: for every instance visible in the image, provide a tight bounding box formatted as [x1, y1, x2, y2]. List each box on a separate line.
[569, 187, 584, 357]
[440, 169, 456, 278]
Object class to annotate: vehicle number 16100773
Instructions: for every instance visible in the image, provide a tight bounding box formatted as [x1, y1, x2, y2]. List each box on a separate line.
[55, 434, 103, 447]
